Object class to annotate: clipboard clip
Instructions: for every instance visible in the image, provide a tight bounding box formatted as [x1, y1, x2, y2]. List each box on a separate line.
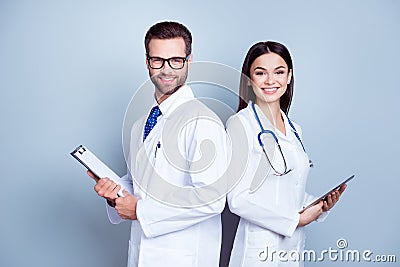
[78, 146, 86, 154]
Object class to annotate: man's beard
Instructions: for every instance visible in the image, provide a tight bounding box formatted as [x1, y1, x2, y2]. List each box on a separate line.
[149, 70, 188, 99]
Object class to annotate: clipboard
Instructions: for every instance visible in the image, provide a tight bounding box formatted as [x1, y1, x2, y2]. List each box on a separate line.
[300, 174, 355, 213]
[70, 145, 126, 197]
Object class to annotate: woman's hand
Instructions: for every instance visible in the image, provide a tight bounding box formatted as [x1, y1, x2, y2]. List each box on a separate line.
[298, 201, 323, 227]
[322, 184, 347, 212]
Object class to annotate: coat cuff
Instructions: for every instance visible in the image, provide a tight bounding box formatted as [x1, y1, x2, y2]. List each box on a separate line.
[316, 210, 329, 222]
[106, 201, 124, 224]
[136, 199, 154, 237]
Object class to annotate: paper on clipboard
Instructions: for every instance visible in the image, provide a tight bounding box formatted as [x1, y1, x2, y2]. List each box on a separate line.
[70, 145, 126, 197]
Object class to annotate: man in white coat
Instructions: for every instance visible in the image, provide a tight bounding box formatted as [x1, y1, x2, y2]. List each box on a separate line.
[87, 21, 228, 267]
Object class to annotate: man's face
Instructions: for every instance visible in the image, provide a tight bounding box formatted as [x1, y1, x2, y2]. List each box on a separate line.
[146, 37, 192, 103]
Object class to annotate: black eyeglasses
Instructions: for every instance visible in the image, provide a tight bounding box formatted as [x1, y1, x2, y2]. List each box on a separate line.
[147, 55, 190, 70]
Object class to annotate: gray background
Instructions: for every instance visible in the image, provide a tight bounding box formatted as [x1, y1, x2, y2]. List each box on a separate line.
[1, 0, 399, 266]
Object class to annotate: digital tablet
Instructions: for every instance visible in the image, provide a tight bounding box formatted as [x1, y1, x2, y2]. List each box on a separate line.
[300, 174, 355, 213]
[71, 145, 126, 197]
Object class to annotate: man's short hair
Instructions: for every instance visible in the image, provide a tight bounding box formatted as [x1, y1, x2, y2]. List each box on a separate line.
[144, 21, 192, 56]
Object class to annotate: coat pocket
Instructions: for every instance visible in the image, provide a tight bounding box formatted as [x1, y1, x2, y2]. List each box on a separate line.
[138, 246, 195, 267]
[245, 230, 279, 265]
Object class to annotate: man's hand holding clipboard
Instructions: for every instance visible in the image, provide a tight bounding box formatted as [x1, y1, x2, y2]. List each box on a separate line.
[71, 145, 139, 220]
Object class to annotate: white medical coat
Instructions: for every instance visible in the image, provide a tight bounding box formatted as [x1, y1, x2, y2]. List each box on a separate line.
[106, 85, 227, 267]
[227, 103, 326, 267]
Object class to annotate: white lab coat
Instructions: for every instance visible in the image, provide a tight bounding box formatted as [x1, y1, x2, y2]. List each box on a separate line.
[106, 85, 228, 267]
[226, 102, 327, 267]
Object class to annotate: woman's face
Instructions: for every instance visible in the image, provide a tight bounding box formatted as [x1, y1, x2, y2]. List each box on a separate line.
[250, 52, 292, 106]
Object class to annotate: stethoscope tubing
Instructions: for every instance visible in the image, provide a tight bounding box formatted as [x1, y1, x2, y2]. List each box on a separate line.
[251, 102, 310, 175]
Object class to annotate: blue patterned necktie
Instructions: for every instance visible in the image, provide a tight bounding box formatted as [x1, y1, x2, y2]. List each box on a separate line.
[143, 106, 161, 141]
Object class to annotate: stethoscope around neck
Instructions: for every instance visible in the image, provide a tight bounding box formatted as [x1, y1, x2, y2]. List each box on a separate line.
[251, 102, 313, 176]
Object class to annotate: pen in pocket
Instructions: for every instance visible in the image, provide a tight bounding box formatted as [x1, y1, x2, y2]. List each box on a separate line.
[155, 141, 161, 158]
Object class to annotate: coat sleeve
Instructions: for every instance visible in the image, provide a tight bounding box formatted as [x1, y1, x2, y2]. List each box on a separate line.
[136, 115, 228, 238]
[226, 115, 300, 238]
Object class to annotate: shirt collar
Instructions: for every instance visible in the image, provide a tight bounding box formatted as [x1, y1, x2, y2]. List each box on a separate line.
[152, 84, 194, 117]
[155, 85, 194, 118]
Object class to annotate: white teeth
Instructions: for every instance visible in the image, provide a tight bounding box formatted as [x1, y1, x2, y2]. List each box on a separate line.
[161, 77, 174, 81]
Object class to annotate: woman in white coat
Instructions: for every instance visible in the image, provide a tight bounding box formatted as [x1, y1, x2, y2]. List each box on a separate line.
[226, 41, 346, 267]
